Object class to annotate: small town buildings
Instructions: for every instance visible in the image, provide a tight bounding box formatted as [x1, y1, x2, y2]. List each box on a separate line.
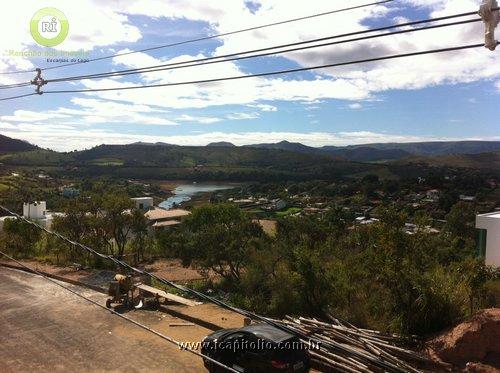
[21, 201, 63, 229]
[476, 211, 500, 267]
[459, 195, 476, 202]
[23, 201, 47, 219]
[131, 197, 154, 210]
[144, 207, 190, 232]
[61, 186, 79, 198]
[425, 189, 440, 201]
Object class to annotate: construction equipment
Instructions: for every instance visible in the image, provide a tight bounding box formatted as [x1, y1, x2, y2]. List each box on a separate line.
[105, 274, 134, 308]
[105, 274, 200, 309]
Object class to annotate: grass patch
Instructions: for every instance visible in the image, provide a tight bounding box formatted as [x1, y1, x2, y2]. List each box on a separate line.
[275, 207, 302, 217]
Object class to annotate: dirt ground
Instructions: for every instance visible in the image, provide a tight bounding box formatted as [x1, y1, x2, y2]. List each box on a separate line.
[0, 266, 245, 372]
[145, 258, 205, 282]
[426, 308, 500, 372]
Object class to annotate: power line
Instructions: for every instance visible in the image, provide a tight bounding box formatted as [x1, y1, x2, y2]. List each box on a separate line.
[0, 92, 37, 102]
[0, 204, 411, 372]
[0, 250, 238, 373]
[40, 0, 394, 72]
[0, 0, 393, 75]
[46, 18, 482, 84]
[43, 43, 490, 95]
[0, 82, 32, 90]
[0, 8, 488, 89]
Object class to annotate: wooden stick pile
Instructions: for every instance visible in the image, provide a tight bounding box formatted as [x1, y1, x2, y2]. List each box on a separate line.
[276, 315, 441, 373]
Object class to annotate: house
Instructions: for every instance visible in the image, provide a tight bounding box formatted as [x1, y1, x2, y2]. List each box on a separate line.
[131, 197, 154, 210]
[21, 201, 64, 229]
[23, 201, 47, 219]
[459, 195, 476, 202]
[425, 189, 440, 201]
[61, 186, 79, 198]
[476, 211, 500, 267]
[144, 207, 190, 232]
[355, 216, 379, 225]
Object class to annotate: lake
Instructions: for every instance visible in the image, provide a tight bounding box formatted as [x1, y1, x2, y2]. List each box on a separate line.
[159, 183, 235, 210]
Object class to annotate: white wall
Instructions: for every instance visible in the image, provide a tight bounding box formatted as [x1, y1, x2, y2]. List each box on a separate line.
[476, 212, 500, 268]
[23, 201, 47, 219]
[131, 197, 153, 210]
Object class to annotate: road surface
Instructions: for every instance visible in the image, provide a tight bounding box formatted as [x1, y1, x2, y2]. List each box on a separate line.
[0, 267, 206, 372]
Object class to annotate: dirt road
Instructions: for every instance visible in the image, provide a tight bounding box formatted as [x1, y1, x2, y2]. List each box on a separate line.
[0, 267, 211, 372]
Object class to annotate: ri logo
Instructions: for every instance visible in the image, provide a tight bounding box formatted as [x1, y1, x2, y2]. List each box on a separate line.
[30, 7, 69, 47]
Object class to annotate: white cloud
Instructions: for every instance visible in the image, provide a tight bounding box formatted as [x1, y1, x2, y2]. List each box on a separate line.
[226, 112, 259, 120]
[349, 103, 362, 109]
[1, 110, 70, 122]
[2, 122, 499, 151]
[176, 114, 222, 124]
[247, 104, 277, 112]
[1, 99, 177, 126]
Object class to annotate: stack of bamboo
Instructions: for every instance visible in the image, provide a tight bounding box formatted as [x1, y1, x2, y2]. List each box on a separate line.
[276, 315, 441, 372]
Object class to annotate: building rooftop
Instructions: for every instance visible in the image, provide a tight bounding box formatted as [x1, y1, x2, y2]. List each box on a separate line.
[145, 208, 190, 221]
[152, 220, 181, 227]
[477, 211, 500, 219]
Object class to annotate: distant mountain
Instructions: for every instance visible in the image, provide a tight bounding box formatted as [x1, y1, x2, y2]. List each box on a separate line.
[246, 140, 317, 153]
[0, 133, 38, 153]
[324, 147, 412, 162]
[207, 141, 236, 147]
[346, 141, 500, 156]
[246, 140, 500, 162]
[400, 151, 500, 170]
[0, 143, 384, 182]
[131, 141, 176, 146]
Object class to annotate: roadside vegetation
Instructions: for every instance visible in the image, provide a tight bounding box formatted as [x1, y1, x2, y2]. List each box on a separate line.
[0, 157, 498, 337]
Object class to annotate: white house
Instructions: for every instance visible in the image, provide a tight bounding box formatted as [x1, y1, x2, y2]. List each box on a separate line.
[21, 201, 63, 230]
[476, 211, 500, 267]
[131, 197, 154, 210]
[23, 201, 47, 219]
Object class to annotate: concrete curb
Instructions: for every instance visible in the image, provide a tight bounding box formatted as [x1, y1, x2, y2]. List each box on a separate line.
[0, 261, 107, 294]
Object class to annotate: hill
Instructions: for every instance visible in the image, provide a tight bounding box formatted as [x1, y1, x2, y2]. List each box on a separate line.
[207, 141, 236, 147]
[0, 134, 38, 153]
[246, 140, 319, 154]
[348, 141, 500, 156]
[400, 151, 500, 171]
[246, 140, 500, 161]
[0, 143, 388, 182]
[323, 146, 412, 162]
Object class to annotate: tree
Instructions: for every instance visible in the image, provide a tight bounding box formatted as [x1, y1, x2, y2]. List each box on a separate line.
[102, 193, 135, 259]
[180, 204, 265, 283]
[2, 218, 41, 257]
[130, 208, 148, 263]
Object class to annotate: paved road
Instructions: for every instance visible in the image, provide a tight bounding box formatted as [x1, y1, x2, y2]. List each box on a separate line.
[0, 267, 205, 372]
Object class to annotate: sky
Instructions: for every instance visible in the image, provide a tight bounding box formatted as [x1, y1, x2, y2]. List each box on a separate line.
[0, 0, 499, 151]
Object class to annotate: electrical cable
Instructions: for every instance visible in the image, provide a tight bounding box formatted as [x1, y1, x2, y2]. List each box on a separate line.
[39, 0, 394, 72]
[0, 92, 38, 101]
[43, 43, 491, 96]
[46, 18, 482, 84]
[0, 249, 239, 373]
[0, 204, 409, 372]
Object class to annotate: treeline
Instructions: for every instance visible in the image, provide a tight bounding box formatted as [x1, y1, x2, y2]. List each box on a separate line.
[164, 202, 498, 335]
[1, 196, 498, 336]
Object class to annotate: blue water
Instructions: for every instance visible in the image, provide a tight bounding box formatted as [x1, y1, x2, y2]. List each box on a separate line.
[159, 183, 234, 210]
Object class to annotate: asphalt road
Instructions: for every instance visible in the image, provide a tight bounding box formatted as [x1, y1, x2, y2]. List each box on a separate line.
[0, 267, 205, 372]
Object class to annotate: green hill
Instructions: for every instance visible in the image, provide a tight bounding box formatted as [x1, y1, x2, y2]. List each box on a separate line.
[0, 133, 38, 153]
[398, 151, 500, 171]
[0, 143, 388, 181]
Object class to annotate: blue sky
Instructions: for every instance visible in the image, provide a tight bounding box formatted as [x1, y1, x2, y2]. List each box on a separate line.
[0, 0, 498, 150]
